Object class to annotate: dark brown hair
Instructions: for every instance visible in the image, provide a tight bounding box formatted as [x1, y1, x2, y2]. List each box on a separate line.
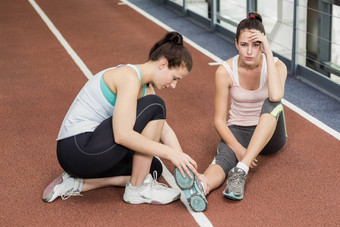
[235, 12, 265, 43]
[149, 31, 193, 72]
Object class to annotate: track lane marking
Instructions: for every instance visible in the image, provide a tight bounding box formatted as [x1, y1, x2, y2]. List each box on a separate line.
[28, 0, 93, 79]
[28, 0, 339, 225]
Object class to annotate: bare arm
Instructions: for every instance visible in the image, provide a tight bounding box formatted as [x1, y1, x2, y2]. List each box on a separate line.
[249, 30, 287, 101]
[214, 64, 258, 168]
[161, 121, 183, 152]
[144, 82, 183, 152]
[213, 64, 247, 161]
[111, 68, 197, 177]
[147, 83, 196, 177]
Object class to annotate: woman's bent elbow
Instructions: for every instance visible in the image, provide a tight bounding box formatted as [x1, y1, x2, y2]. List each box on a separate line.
[114, 133, 129, 146]
[268, 95, 283, 102]
[214, 119, 225, 130]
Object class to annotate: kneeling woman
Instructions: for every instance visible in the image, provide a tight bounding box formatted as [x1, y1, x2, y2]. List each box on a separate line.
[42, 31, 198, 205]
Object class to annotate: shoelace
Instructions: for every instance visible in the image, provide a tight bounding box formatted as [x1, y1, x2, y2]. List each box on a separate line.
[150, 171, 169, 190]
[229, 171, 245, 187]
[61, 179, 83, 200]
[61, 190, 82, 200]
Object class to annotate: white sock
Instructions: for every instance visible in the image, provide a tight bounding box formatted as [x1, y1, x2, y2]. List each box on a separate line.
[236, 162, 249, 174]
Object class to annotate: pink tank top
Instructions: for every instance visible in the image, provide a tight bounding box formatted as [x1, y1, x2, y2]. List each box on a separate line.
[222, 54, 278, 126]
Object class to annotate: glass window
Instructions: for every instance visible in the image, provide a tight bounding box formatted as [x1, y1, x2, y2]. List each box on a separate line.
[331, 4, 340, 84]
[219, 0, 247, 33]
[258, 0, 295, 61]
[169, 0, 183, 6]
[187, 0, 209, 18]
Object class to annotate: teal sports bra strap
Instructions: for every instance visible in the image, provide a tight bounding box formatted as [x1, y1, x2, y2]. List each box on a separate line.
[127, 64, 146, 97]
[100, 64, 146, 107]
[100, 76, 116, 106]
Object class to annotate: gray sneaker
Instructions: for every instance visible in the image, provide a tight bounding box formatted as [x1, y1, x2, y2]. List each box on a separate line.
[223, 167, 247, 200]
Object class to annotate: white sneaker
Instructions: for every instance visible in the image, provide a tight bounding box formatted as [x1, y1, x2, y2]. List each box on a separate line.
[123, 171, 180, 205]
[42, 172, 83, 202]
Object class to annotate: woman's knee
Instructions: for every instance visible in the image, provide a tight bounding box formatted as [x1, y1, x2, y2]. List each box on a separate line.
[260, 98, 283, 119]
[134, 95, 167, 132]
[139, 95, 166, 109]
[137, 95, 166, 119]
[215, 141, 238, 175]
[260, 136, 287, 155]
[142, 94, 165, 104]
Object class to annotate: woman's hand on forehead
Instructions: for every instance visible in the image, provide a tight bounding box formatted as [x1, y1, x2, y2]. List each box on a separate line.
[248, 30, 271, 53]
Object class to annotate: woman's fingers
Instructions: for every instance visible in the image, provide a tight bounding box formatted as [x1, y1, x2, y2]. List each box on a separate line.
[248, 30, 266, 42]
[182, 161, 199, 179]
[190, 158, 198, 170]
[250, 159, 258, 168]
[177, 164, 187, 178]
[175, 153, 198, 179]
[182, 163, 194, 178]
[189, 162, 199, 177]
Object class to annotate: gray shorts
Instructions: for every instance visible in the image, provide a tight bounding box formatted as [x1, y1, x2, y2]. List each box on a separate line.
[213, 98, 288, 176]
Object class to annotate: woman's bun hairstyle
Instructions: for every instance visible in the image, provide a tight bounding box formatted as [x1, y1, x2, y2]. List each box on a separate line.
[235, 12, 265, 42]
[149, 32, 192, 71]
[248, 12, 262, 22]
[166, 31, 183, 46]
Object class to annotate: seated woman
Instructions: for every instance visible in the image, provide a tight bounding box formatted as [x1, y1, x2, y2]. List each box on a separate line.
[175, 12, 288, 212]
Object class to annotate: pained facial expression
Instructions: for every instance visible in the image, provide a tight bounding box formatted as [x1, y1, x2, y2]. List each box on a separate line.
[156, 62, 189, 90]
[236, 29, 262, 66]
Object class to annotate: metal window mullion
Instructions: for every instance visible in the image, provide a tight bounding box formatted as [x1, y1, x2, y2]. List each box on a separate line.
[291, 0, 299, 76]
[183, 0, 187, 15]
[247, 0, 257, 15]
[277, 0, 283, 22]
[318, 0, 332, 77]
[211, 0, 217, 30]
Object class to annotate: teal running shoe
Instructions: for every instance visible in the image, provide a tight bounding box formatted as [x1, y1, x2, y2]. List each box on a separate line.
[174, 167, 208, 212]
[223, 167, 247, 200]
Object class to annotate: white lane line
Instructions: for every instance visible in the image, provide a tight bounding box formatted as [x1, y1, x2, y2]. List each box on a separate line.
[160, 161, 213, 227]
[28, 0, 93, 79]
[28, 1, 214, 226]
[122, 0, 340, 141]
[281, 99, 340, 140]
[208, 62, 222, 66]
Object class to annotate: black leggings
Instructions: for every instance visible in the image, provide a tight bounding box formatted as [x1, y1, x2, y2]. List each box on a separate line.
[57, 95, 165, 179]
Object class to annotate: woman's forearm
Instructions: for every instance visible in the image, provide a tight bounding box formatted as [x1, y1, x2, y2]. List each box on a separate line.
[161, 121, 183, 152]
[266, 52, 284, 101]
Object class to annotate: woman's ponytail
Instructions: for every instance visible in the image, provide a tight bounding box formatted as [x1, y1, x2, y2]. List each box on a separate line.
[148, 32, 192, 71]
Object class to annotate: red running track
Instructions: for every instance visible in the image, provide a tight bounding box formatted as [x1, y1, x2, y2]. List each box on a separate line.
[1, 0, 339, 226]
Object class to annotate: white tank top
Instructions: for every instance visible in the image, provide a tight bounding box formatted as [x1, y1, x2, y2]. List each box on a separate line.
[222, 54, 278, 126]
[57, 64, 143, 140]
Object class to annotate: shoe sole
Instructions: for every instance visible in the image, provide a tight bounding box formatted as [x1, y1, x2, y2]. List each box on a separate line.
[42, 172, 65, 202]
[223, 191, 243, 200]
[174, 168, 208, 212]
[222, 182, 244, 200]
[123, 193, 181, 205]
[123, 194, 181, 205]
